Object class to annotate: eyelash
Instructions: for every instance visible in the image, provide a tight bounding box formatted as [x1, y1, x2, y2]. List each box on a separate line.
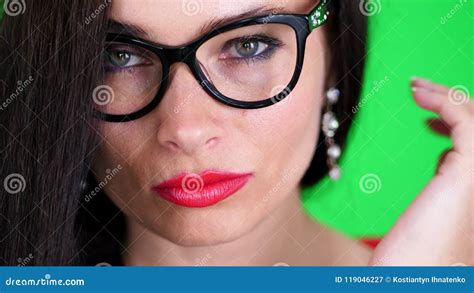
[103, 45, 151, 73]
[220, 35, 284, 65]
[103, 34, 284, 73]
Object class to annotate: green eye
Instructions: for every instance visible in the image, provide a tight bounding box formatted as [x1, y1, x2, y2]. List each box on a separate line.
[218, 36, 283, 63]
[108, 51, 132, 67]
[235, 40, 260, 57]
[103, 45, 153, 72]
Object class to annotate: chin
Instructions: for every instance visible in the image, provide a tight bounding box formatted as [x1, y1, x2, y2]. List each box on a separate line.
[150, 206, 262, 247]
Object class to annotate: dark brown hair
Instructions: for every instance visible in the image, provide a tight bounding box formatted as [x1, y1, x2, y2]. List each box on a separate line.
[301, 0, 367, 186]
[0, 0, 107, 265]
[0, 0, 367, 265]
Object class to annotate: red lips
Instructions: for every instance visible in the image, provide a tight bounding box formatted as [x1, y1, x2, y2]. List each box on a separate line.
[151, 170, 253, 208]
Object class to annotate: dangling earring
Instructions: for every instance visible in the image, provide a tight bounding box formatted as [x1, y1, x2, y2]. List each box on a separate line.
[322, 87, 341, 181]
[80, 164, 91, 194]
[80, 178, 88, 193]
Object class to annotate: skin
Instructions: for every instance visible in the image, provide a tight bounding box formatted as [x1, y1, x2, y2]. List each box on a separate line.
[370, 79, 473, 265]
[92, 0, 473, 266]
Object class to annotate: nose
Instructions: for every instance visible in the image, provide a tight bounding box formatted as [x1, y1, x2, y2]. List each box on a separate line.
[156, 64, 222, 155]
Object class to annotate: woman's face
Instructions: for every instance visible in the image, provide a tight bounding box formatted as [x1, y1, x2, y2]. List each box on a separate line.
[92, 0, 328, 246]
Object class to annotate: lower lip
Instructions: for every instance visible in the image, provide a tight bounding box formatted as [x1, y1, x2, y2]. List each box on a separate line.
[152, 174, 252, 208]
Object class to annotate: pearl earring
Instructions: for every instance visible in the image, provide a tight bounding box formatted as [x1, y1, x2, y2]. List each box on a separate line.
[322, 87, 341, 180]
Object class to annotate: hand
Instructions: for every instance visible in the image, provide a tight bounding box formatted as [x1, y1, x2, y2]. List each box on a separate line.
[369, 77, 473, 266]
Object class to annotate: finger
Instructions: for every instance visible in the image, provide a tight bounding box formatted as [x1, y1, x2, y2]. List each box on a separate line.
[412, 86, 471, 128]
[435, 148, 452, 174]
[412, 87, 473, 154]
[411, 77, 451, 95]
[427, 118, 450, 137]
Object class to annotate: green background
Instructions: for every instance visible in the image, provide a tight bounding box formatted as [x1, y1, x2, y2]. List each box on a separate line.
[302, 0, 473, 238]
[1, 1, 472, 238]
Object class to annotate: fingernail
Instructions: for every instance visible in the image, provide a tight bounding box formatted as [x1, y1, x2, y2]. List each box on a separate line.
[411, 76, 432, 87]
[412, 86, 430, 93]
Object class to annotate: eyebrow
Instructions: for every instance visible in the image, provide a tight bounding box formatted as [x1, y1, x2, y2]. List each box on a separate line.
[198, 6, 291, 35]
[107, 5, 292, 42]
[107, 20, 150, 39]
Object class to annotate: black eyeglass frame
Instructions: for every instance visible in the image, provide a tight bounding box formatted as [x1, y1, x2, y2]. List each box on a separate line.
[96, 0, 329, 122]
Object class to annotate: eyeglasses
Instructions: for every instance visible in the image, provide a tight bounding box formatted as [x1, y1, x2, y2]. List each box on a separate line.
[94, 0, 329, 122]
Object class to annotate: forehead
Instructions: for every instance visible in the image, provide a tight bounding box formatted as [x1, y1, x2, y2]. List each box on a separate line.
[108, 0, 315, 46]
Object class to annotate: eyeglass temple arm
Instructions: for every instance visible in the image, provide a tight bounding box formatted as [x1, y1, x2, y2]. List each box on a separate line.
[308, 0, 329, 32]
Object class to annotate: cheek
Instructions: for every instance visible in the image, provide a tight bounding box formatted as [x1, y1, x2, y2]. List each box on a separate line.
[93, 121, 143, 167]
[247, 30, 326, 167]
[91, 121, 151, 200]
[237, 29, 326, 206]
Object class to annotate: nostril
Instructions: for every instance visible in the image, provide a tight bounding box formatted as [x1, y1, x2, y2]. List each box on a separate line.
[205, 137, 218, 148]
[166, 141, 180, 151]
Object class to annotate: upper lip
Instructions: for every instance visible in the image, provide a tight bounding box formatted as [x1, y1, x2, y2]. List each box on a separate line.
[153, 170, 253, 189]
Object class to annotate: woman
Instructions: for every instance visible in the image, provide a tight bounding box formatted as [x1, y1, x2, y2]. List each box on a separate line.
[0, 0, 472, 266]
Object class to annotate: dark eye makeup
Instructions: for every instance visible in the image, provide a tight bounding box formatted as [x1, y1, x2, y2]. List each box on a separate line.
[103, 44, 154, 73]
[218, 34, 284, 65]
[103, 34, 284, 73]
